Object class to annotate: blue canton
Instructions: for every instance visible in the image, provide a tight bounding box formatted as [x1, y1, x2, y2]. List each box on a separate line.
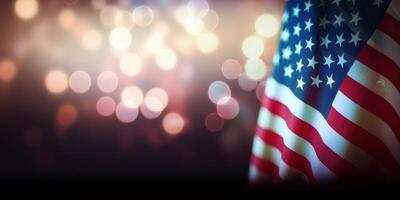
[272, 0, 390, 116]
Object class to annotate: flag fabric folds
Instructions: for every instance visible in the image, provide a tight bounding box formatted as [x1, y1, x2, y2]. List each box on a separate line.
[249, 0, 400, 184]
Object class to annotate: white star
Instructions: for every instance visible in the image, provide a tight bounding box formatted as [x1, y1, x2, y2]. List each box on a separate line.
[282, 46, 292, 60]
[295, 41, 303, 54]
[337, 53, 347, 68]
[332, 0, 341, 6]
[293, 23, 301, 36]
[335, 33, 345, 47]
[296, 59, 304, 72]
[284, 65, 294, 78]
[304, 18, 314, 32]
[326, 74, 335, 88]
[323, 54, 334, 68]
[297, 76, 306, 90]
[350, 31, 362, 46]
[305, 37, 315, 51]
[292, 4, 300, 17]
[281, 29, 290, 42]
[319, 15, 330, 29]
[350, 11, 363, 26]
[373, 0, 383, 7]
[320, 34, 332, 48]
[334, 13, 345, 27]
[304, 0, 312, 12]
[282, 11, 289, 23]
[310, 75, 323, 87]
[307, 56, 319, 69]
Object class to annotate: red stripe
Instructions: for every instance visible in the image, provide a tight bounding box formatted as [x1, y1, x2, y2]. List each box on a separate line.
[379, 13, 400, 44]
[340, 76, 400, 141]
[255, 126, 316, 182]
[251, 155, 283, 182]
[358, 45, 400, 91]
[261, 97, 363, 178]
[327, 108, 400, 176]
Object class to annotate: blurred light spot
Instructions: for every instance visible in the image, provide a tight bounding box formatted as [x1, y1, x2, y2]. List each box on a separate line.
[114, 10, 134, 29]
[221, 59, 242, 80]
[256, 81, 266, 102]
[15, 0, 39, 20]
[205, 112, 224, 132]
[100, 6, 119, 26]
[120, 52, 142, 76]
[163, 112, 185, 135]
[133, 6, 155, 27]
[255, 14, 280, 38]
[58, 9, 77, 30]
[217, 97, 240, 120]
[82, 29, 102, 51]
[57, 104, 78, 127]
[174, 5, 191, 24]
[208, 81, 231, 104]
[242, 35, 264, 59]
[97, 71, 118, 93]
[140, 103, 162, 119]
[91, 0, 106, 10]
[121, 86, 143, 108]
[245, 58, 267, 81]
[0, 59, 17, 83]
[96, 96, 116, 117]
[155, 48, 177, 70]
[184, 17, 204, 36]
[144, 88, 168, 112]
[197, 32, 219, 54]
[116, 102, 139, 123]
[145, 33, 165, 54]
[203, 9, 219, 31]
[69, 70, 91, 94]
[45, 70, 68, 94]
[238, 73, 257, 91]
[187, 0, 209, 18]
[109, 27, 132, 51]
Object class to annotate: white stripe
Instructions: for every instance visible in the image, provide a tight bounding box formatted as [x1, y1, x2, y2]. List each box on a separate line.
[264, 78, 383, 173]
[367, 30, 400, 68]
[333, 91, 400, 164]
[348, 60, 400, 116]
[387, 0, 400, 22]
[257, 108, 334, 181]
[252, 136, 308, 182]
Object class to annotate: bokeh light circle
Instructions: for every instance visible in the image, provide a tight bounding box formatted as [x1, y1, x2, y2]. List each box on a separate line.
[242, 35, 264, 59]
[163, 112, 185, 135]
[57, 104, 78, 127]
[155, 48, 177, 70]
[221, 59, 242, 80]
[255, 14, 280, 38]
[114, 10, 134, 29]
[15, 0, 39, 20]
[121, 86, 144, 108]
[145, 88, 169, 112]
[0, 59, 17, 83]
[69, 70, 91, 94]
[196, 32, 219, 54]
[217, 97, 240, 120]
[120, 52, 142, 76]
[133, 6, 155, 27]
[184, 17, 204, 36]
[203, 9, 219, 31]
[116, 102, 139, 123]
[58, 9, 77, 30]
[244, 58, 267, 81]
[45, 70, 68, 94]
[208, 81, 231, 104]
[205, 112, 224, 132]
[96, 96, 116, 117]
[238, 73, 258, 91]
[97, 71, 119, 93]
[187, 0, 210, 18]
[109, 27, 132, 51]
[140, 103, 162, 119]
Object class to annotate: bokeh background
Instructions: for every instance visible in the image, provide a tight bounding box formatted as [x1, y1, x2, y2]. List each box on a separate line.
[0, 0, 284, 182]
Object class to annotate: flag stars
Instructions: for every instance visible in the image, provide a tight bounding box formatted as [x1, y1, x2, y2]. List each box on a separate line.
[295, 41, 303, 54]
[304, 18, 314, 32]
[307, 56, 319, 69]
[350, 11, 363, 26]
[282, 11, 289, 23]
[332, 0, 341, 6]
[305, 37, 315, 51]
[334, 13, 345, 27]
[281, 29, 290, 42]
[296, 59, 304, 72]
[310, 75, 323, 87]
[304, 0, 312, 12]
[284, 65, 294, 78]
[320, 34, 332, 48]
[337, 53, 347, 68]
[319, 15, 330, 29]
[373, 0, 383, 7]
[293, 23, 301, 36]
[350, 31, 362, 46]
[292, 4, 300, 17]
[323, 54, 334, 68]
[282, 46, 292, 60]
[326, 74, 335, 88]
[296, 76, 306, 90]
[336, 33, 345, 47]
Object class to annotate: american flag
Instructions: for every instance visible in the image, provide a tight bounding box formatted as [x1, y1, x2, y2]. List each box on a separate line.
[249, 0, 400, 183]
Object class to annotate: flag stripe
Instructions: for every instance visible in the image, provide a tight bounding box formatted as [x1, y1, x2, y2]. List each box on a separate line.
[255, 126, 316, 182]
[387, 0, 400, 22]
[357, 45, 400, 91]
[367, 30, 400, 68]
[251, 155, 283, 182]
[379, 13, 400, 44]
[347, 60, 400, 116]
[265, 78, 380, 174]
[327, 108, 400, 176]
[257, 107, 334, 180]
[252, 136, 309, 182]
[340, 76, 400, 141]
